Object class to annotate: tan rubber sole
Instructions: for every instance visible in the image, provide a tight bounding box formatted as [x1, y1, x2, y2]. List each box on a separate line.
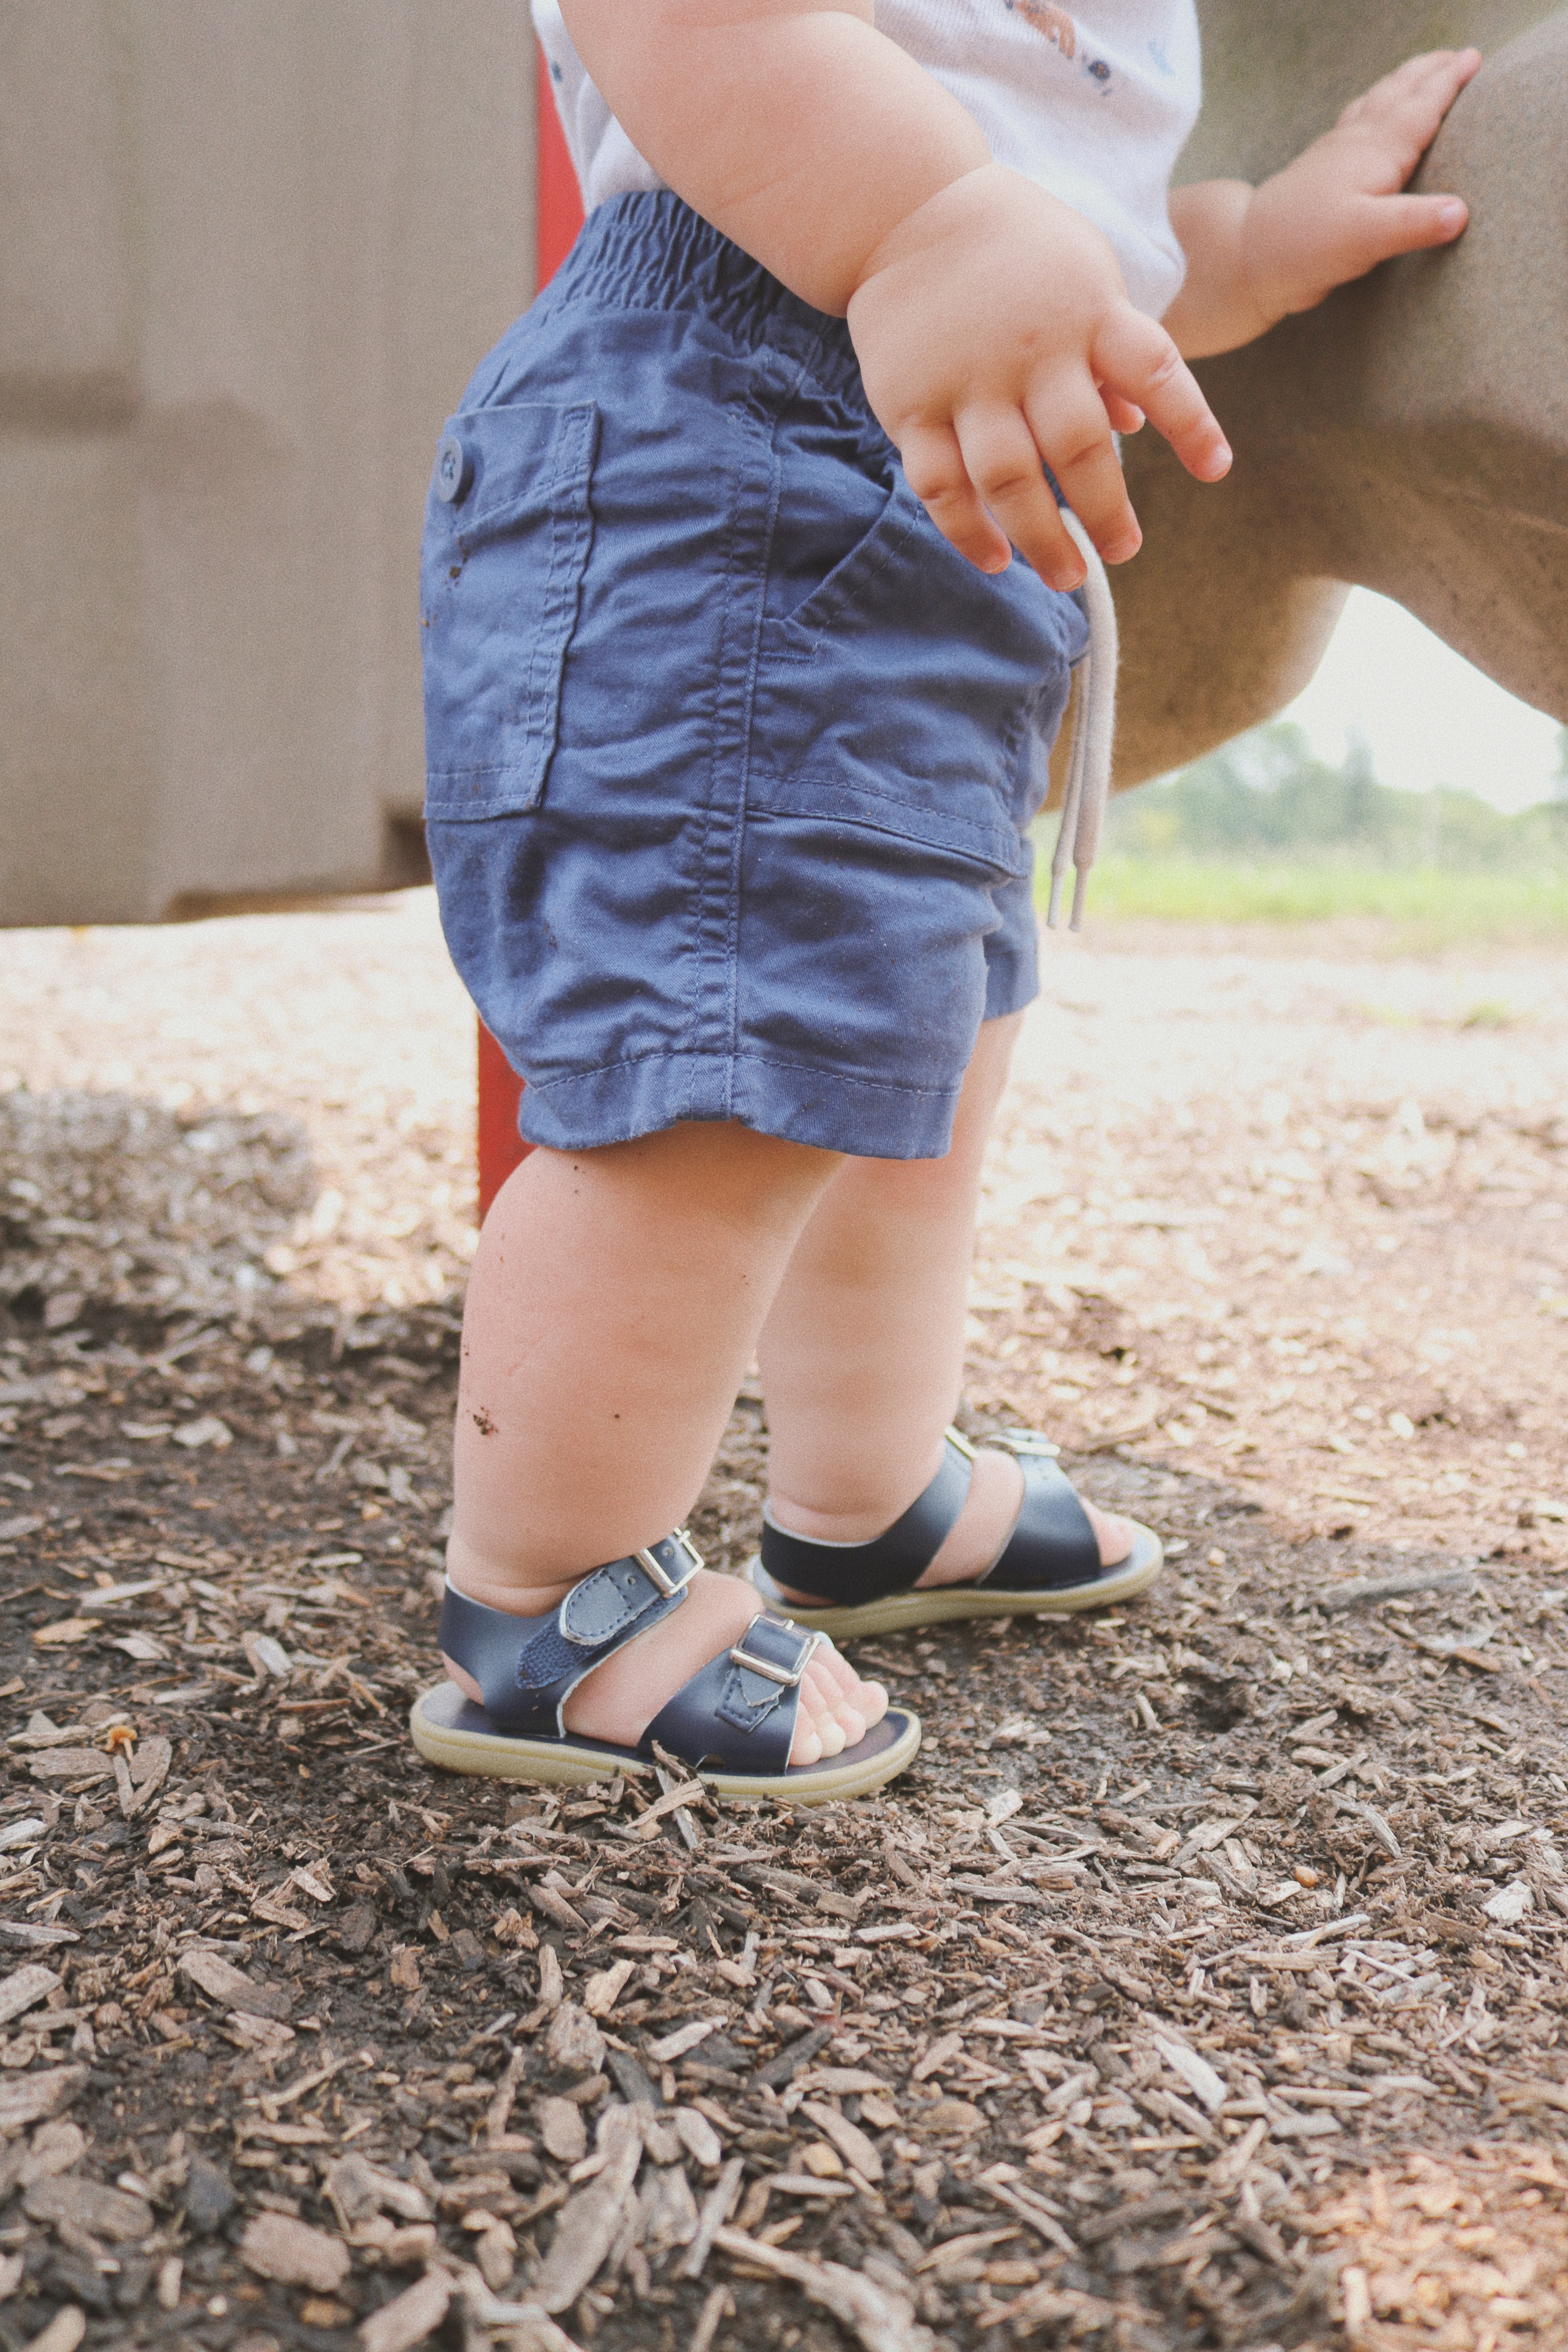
[408, 1682, 922, 1805]
[745, 1522, 1163, 1641]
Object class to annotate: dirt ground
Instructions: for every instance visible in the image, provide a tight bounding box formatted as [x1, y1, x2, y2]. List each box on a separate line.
[0, 894, 1566, 2352]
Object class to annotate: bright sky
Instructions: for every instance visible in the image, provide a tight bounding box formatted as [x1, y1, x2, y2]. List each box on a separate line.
[1279, 588, 1564, 813]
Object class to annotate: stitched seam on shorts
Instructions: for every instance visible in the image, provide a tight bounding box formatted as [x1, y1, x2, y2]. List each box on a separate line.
[725, 385, 786, 1080]
[691, 407, 743, 1112]
[694, 384, 781, 1106]
[748, 770, 1024, 871]
[519, 416, 568, 774]
[428, 759, 541, 780]
[762, 493, 926, 659]
[521, 1049, 965, 1105]
[525, 406, 595, 792]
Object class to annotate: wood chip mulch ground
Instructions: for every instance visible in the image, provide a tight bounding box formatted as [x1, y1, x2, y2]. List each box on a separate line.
[1, 909, 1566, 2352]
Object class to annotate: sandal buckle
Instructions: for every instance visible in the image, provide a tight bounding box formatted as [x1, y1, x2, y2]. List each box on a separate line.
[634, 1527, 704, 1597]
[995, 1427, 1060, 1459]
[729, 1618, 820, 1689]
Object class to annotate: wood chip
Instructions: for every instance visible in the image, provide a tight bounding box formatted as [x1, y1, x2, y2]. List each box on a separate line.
[26, 1748, 111, 1782]
[583, 1958, 635, 2018]
[629, 1781, 708, 1841]
[1319, 1568, 1477, 1612]
[714, 2228, 933, 2352]
[800, 2101, 884, 2185]
[30, 1622, 103, 1651]
[24, 2173, 154, 2243]
[0, 1965, 60, 2029]
[1153, 2035, 1227, 2113]
[647, 2015, 726, 2064]
[537, 2096, 588, 2166]
[358, 2266, 452, 2352]
[0, 2068, 85, 2139]
[240, 2210, 351, 2292]
[20, 2311, 86, 2352]
[180, 1949, 294, 2022]
[680, 2155, 745, 2280]
[532, 2107, 643, 2313]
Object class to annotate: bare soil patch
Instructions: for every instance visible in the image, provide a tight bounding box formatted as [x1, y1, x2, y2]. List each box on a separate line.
[0, 900, 1564, 2352]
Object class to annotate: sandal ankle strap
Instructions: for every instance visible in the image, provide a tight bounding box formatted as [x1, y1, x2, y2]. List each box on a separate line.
[759, 1433, 973, 1606]
[440, 1528, 702, 1737]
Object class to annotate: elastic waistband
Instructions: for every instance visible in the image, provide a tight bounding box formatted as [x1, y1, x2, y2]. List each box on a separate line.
[537, 191, 866, 400]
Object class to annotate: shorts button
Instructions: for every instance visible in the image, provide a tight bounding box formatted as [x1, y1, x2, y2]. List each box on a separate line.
[434, 434, 472, 505]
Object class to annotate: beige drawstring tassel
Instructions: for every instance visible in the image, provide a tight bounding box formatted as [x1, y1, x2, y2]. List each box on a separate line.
[1046, 506, 1118, 933]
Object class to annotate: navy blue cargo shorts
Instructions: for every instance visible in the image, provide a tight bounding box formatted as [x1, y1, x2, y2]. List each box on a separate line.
[421, 192, 1087, 1162]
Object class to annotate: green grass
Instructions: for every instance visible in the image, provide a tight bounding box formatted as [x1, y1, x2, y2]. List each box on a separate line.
[1051, 855, 1568, 949]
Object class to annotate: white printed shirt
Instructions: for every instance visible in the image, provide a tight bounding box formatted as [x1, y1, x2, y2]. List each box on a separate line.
[532, 0, 1201, 319]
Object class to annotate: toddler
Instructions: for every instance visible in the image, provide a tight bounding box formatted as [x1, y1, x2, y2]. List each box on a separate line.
[414, 2, 1478, 1797]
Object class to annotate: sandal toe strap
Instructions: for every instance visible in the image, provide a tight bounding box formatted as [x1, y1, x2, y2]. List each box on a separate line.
[439, 1530, 702, 1736]
[979, 1455, 1103, 1591]
[641, 1612, 821, 1777]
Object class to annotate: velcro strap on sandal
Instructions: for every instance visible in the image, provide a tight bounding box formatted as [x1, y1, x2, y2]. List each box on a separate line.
[439, 1529, 701, 1736]
[640, 1611, 819, 1778]
[757, 1434, 973, 1606]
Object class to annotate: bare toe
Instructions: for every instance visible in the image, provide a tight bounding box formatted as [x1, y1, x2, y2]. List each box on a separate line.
[1085, 1503, 1135, 1568]
[802, 1664, 851, 1757]
[790, 1709, 825, 1767]
[813, 1709, 849, 1760]
[787, 1642, 888, 1765]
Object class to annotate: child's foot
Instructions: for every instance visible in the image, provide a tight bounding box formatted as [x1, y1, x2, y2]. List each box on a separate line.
[769, 1445, 1134, 1603]
[442, 1564, 887, 1766]
[916, 1446, 1132, 1588]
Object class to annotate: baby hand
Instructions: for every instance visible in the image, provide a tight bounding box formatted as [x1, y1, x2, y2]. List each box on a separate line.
[846, 163, 1232, 591]
[1242, 47, 1482, 323]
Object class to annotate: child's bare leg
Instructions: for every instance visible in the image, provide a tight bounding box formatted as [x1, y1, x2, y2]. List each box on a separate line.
[760, 1013, 1133, 1583]
[443, 1121, 886, 1764]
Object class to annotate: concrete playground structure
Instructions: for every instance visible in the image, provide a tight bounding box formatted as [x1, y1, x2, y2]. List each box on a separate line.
[2, 0, 1564, 933]
[0, 0, 534, 927]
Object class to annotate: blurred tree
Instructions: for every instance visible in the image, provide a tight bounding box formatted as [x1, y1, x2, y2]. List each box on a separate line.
[1106, 721, 1568, 871]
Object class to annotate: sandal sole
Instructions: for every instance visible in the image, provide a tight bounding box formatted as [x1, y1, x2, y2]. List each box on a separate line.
[745, 1521, 1163, 1639]
[408, 1682, 921, 1804]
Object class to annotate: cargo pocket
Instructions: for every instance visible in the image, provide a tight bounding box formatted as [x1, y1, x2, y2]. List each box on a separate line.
[421, 401, 599, 819]
[762, 478, 926, 653]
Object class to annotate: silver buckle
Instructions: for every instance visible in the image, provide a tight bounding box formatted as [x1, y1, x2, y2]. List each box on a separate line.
[729, 1615, 819, 1688]
[634, 1526, 703, 1597]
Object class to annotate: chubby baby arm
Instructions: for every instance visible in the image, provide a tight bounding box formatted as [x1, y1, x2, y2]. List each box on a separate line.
[560, 0, 1230, 591]
[1164, 47, 1482, 359]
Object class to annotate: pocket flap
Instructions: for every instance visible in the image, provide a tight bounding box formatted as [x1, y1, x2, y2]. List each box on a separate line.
[421, 402, 599, 820]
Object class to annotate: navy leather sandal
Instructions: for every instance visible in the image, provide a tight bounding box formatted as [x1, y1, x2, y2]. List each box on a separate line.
[410, 1528, 920, 1799]
[746, 1426, 1162, 1638]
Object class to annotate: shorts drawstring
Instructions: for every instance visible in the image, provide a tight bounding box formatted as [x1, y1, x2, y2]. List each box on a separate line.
[1047, 508, 1118, 933]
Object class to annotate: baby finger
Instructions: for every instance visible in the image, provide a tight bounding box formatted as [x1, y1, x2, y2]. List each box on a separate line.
[953, 407, 1085, 588]
[899, 421, 1013, 574]
[1093, 306, 1231, 483]
[1022, 385, 1141, 564]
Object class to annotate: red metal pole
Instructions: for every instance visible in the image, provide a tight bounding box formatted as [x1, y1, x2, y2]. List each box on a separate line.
[535, 48, 588, 285]
[475, 52, 586, 1221]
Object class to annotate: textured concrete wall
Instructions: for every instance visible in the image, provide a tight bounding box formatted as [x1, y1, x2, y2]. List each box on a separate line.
[0, 2, 535, 926]
[5, 7, 1562, 917]
[1111, 0, 1568, 786]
